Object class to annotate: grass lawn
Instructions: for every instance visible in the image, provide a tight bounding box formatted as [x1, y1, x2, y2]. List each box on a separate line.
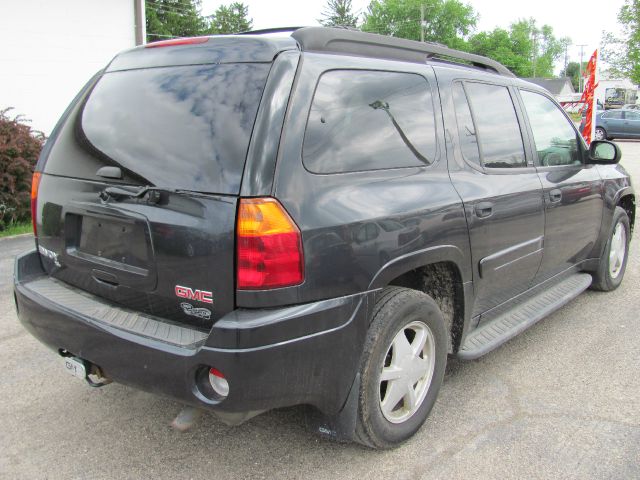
[0, 222, 33, 238]
[568, 112, 583, 123]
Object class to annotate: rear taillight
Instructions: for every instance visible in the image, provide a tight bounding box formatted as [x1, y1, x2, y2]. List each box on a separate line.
[236, 198, 304, 290]
[30, 172, 41, 236]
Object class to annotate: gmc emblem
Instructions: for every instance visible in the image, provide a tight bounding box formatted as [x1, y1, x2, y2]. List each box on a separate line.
[175, 285, 213, 304]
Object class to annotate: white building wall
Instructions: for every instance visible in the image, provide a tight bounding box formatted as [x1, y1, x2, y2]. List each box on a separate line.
[0, 0, 136, 134]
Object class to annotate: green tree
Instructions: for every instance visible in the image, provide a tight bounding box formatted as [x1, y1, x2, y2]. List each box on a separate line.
[601, 0, 640, 84]
[0, 109, 44, 231]
[467, 19, 568, 78]
[319, 0, 359, 27]
[207, 2, 253, 34]
[145, 0, 207, 42]
[559, 61, 585, 91]
[361, 0, 477, 50]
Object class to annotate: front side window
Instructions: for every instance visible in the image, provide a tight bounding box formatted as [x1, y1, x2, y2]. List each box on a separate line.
[603, 111, 623, 119]
[520, 90, 581, 167]
[303, 70, 437, 174]
[464, 83, 526, 168]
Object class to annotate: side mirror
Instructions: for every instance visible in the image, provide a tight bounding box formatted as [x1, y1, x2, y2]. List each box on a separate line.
[587, 140, 621, 164]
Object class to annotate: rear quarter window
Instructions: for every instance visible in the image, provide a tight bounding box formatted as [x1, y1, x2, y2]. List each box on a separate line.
[464, 82, 526, 169]
[302, 70, 437, 174]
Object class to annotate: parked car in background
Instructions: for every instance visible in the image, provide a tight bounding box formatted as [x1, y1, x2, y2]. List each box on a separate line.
[622, 104, 640, 110]
[582, 109, 640, 140]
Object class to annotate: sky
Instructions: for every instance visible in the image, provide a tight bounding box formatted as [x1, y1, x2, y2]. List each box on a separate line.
[200, 0, 626, 71]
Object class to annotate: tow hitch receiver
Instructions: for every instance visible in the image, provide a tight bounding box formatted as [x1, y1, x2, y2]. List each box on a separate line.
[63, 356, 87, 380]
[61, 353, 111, 388]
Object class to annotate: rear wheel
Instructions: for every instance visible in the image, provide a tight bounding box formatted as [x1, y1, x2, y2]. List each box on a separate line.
[355, 287, 447, 449]
[590, 207, 630, 291]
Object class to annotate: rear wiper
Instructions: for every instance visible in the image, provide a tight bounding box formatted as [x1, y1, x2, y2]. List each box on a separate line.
[99, 186, 206, 203]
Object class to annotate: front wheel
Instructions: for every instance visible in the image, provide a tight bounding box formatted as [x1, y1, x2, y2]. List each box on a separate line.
[594, 127, 607, 141]
[355, 287, 447, 449]
[590, 206, 630, 291]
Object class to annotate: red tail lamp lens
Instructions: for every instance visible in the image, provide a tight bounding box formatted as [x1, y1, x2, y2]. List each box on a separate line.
[236, 198, 304, 290]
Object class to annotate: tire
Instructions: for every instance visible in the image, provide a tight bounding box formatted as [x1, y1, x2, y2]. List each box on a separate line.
[590, 206, 630, 291]
[354, 287, 447, 449]
[595, 127, 607, 141]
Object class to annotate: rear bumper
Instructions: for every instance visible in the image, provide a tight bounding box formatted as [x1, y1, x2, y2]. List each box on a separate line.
[14, 250, 371, 419]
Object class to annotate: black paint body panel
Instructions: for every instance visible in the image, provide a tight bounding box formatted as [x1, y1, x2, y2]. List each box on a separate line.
[15, 250, 371, 416]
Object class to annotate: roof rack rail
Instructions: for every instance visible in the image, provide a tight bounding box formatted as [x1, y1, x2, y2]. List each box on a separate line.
[291, 27, 514, 78]
[237, 26, 305, 36]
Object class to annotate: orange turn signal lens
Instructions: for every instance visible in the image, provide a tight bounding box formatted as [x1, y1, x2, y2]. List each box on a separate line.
[237, 198, 298, 237]
[30, 172, 41, 235]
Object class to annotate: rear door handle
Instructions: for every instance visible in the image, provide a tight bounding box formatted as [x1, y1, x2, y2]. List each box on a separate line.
[549, 189, 562, 204]
[475, 201, 494, 218]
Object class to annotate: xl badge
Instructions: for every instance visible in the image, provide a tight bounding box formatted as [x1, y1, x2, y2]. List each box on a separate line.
[175, 285, 213, 304]
[181, 302, 211, 320]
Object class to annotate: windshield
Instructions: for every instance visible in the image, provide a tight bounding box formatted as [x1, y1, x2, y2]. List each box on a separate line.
[75, 63, 270, 194]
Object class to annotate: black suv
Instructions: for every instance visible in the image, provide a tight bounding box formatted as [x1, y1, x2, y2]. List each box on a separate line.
[14, 27, 635, 449]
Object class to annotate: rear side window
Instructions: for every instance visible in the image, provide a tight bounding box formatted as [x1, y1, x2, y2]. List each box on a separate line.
[625, 111, 640, 120]
[46, 63, 270, 194]
[452, 82, 481, 166]
[303, 70, 437, 174]
[464, 83, 526, 168]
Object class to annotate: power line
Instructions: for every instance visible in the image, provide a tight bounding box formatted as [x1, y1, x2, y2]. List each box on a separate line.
[147, 5, 199, 17]
[147, 32, 181, 38]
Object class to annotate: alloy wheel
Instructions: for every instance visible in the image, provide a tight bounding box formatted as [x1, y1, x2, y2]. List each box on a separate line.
[379, 321, 436, 424]
[609, 221, 627, 279]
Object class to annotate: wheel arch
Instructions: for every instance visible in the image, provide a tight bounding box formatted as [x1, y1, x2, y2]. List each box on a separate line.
[617, 193, 635, 235]
[368, 247, 471, 354]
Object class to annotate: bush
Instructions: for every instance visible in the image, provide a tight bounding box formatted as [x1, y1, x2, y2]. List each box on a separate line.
[0, 108, 45, 231]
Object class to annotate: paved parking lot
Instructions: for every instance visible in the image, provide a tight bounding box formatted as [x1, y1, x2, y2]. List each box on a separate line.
[1, 142, 639, 479]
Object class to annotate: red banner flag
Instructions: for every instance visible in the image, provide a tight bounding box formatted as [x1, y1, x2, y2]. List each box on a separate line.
[580, 50, 599, 144]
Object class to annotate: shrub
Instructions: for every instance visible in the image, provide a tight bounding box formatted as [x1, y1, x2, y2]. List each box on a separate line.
[0, 108, 45, 231]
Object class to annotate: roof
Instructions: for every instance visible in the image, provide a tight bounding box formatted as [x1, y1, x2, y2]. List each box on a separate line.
[292, 27, 514, 77]
[522, 78, 575, 95]
[110, 27, 514, 78]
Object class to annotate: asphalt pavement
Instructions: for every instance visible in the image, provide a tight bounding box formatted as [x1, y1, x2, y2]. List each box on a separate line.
[1, 142, 639, 479]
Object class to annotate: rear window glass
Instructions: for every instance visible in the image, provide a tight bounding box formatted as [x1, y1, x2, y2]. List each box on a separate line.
[62, 63, 269, 193]
[303, 70, 437, 174]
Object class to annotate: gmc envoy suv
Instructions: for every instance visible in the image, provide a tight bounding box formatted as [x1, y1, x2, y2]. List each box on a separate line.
[14, 27, 634, 449]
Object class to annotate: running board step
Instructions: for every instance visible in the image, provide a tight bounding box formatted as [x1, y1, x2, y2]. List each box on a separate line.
[458, 273, 592, 360]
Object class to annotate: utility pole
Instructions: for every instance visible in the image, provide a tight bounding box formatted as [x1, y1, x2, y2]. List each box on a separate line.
[420, 4, 424, 43]
[563, 42, 571, 77]
[577, 44, 587, 93]
[134, 0, 146, 46]
[531, 31, 538, 77]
